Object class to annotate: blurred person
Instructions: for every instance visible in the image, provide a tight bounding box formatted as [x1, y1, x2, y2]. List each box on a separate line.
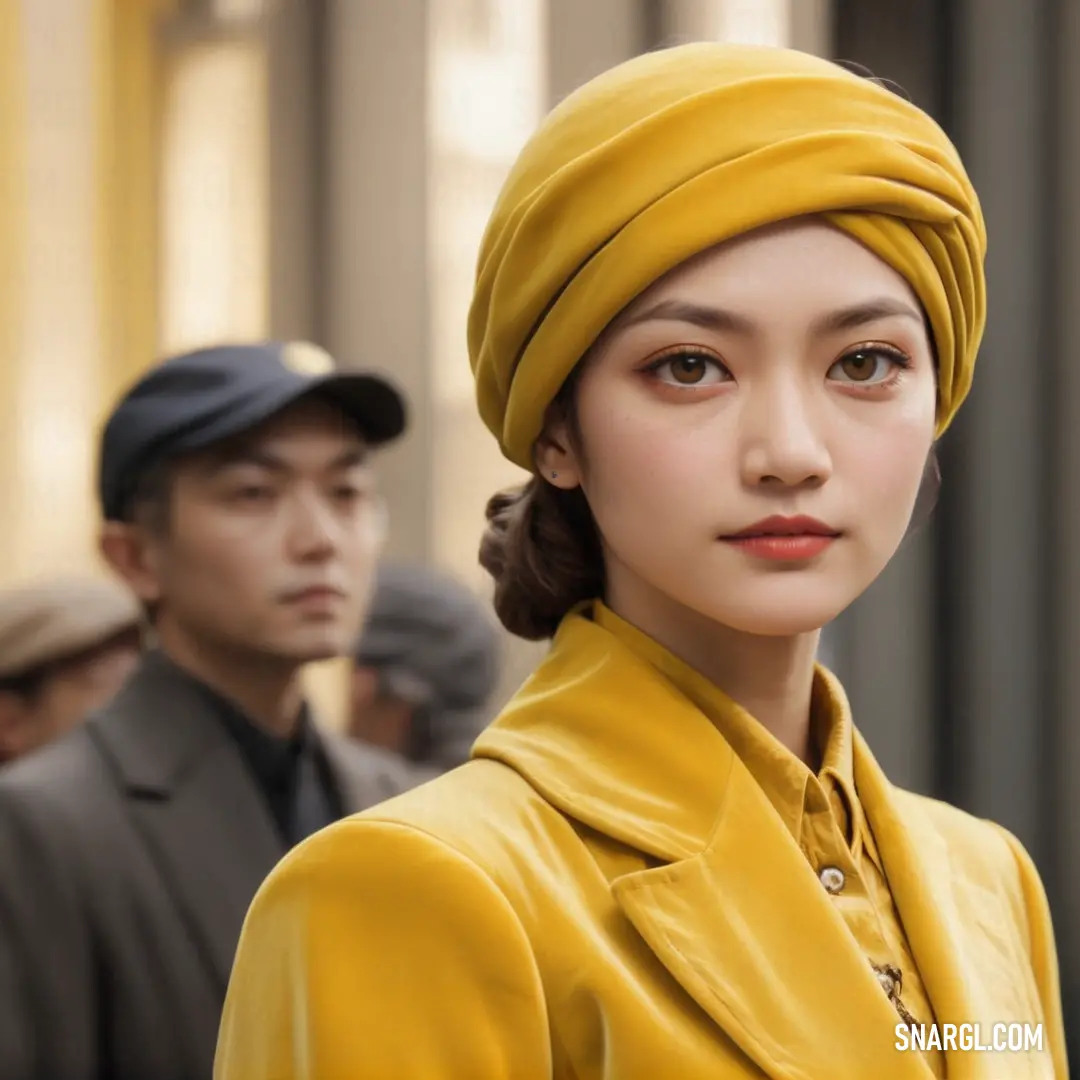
[0, 576, 141, 763]
[0, 342, 419, 1080]
[217, 50, 1067, 1080]
[349, 562, 502, 777]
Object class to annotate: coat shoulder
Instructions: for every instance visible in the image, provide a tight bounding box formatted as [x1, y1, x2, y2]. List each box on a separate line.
[279, 757, 588, 907]
[0, 725, 108, 822]
[891, 786, 1044, 939]
[893, 786, 1023, 861]
[355, 757, 576, 867]
[220, 760, 556, 1078]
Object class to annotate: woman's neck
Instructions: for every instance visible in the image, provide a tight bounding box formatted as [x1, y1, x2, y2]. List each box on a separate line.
[604, 577, 822, 766]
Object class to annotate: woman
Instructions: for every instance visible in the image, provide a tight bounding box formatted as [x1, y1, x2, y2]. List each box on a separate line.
[215, 44, 1066, 1079]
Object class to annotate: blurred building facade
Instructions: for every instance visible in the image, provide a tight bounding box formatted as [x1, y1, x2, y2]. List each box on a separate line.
[2, 0, 1077, 1059]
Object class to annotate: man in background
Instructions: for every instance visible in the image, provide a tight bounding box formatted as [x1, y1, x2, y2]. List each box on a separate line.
[0, 576, 141, 764]
[349, 562, 503, 780]
[0, 341, 418, 1080]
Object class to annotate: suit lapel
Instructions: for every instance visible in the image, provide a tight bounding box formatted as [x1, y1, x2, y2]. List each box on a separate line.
[89, 652, 285, 991]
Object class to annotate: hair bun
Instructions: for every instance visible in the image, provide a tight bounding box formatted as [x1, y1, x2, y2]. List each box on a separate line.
[479, 479, 603, 641]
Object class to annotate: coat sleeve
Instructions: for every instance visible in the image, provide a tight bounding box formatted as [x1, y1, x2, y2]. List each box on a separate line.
[214, 817, 553, 1080]
[993, 824, 1069, 1079]
[0, 785, 96, 1080]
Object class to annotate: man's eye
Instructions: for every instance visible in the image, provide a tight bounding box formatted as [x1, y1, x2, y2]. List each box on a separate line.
[233, 486, 274, 502]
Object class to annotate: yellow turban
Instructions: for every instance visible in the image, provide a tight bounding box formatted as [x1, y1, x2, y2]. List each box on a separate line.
[468, 43, 987, 471]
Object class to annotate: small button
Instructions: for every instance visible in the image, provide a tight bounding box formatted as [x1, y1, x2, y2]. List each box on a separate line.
[819, 865, 846, 894]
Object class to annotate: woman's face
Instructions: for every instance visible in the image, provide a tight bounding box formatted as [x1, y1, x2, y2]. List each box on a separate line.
[538, 220, 937, 637]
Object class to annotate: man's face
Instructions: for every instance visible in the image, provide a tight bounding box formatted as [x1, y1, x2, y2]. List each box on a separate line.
[116, 398, 386, 666]
[0, 632, 140, 762]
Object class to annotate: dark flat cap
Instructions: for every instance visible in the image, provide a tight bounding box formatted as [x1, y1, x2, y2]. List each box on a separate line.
[98, 341, 407, 521]
[0, 577, 141, 680]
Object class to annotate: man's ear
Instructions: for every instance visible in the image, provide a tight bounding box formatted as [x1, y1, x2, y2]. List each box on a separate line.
[533, 413, 584, 491]
[99, 523, 164, 606]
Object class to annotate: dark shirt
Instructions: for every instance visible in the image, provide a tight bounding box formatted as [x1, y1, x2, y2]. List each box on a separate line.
[176, 658, 344, 846]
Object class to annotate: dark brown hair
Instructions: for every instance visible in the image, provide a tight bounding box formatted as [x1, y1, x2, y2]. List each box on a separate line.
[479, 370, 606, 640]
[122, 457, 175, 532]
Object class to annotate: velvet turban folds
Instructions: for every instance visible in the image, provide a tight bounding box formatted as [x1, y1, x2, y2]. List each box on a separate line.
[468, 43, 987, 472]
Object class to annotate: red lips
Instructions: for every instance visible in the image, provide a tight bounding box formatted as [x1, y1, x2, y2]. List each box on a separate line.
[723, 515, 840, 539]
[720, 515, 841, 562]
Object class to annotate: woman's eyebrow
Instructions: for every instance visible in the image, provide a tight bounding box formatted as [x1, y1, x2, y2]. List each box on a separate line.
[619, 296, 922, 336]
[810, 298, 923, 335]
[620, 299, 754, 334]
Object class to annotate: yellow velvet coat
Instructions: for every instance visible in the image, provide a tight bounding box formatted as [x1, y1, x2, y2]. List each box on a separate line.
[215, 611, 1067, 1079]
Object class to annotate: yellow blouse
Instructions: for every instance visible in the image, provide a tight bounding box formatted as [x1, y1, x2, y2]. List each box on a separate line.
[592, 603, 945, 1077]
[216, 603, 1066, 1080]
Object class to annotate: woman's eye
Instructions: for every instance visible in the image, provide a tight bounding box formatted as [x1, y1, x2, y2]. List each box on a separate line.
[828, 348, 905, 385]
[649, 351, 730, 387]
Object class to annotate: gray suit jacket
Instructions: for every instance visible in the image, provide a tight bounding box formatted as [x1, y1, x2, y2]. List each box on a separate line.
[0, 652, 420, 1080]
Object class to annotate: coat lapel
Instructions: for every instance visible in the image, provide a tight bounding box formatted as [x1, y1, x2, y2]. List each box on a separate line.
[611, 751, 932, 1080]
[89, 652, 285, 991]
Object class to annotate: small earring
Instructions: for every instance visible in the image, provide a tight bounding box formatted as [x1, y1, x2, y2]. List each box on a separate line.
[550, 471, 558, 479]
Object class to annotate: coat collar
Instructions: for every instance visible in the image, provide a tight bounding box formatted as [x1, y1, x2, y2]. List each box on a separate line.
[475, 606, 864, 861]
[474, 609, 727, 862]
[87, 650, 388, 991]
[89, 651, 286, 990]
[473, 609, 1003, 1080]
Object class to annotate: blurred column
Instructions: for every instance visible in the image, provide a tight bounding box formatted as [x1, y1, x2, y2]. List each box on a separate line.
[1, 0, 166, 587]
[547, 0, 645, 103]
[662, 0, 790, 44]
[789, 0, 831, 56]
[654, 0, 832, 57]
[950, 0, 1068, 1048]
[11, 0, 105, 579]
[95, 0, 166, 397]
[948, 0, 1051, 855]
[322, 0, 432, 566]
[426, 0, 551, 704]
[427, 0, 546, 593]
[266, 0, 321, 344]
[0, 1, 26, 579]
[1055, 0, 1080, 1044]
[158, 8, 269, 355]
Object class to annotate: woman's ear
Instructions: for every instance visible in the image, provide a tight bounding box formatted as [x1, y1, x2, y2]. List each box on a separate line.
[534, 420, 583, 491]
